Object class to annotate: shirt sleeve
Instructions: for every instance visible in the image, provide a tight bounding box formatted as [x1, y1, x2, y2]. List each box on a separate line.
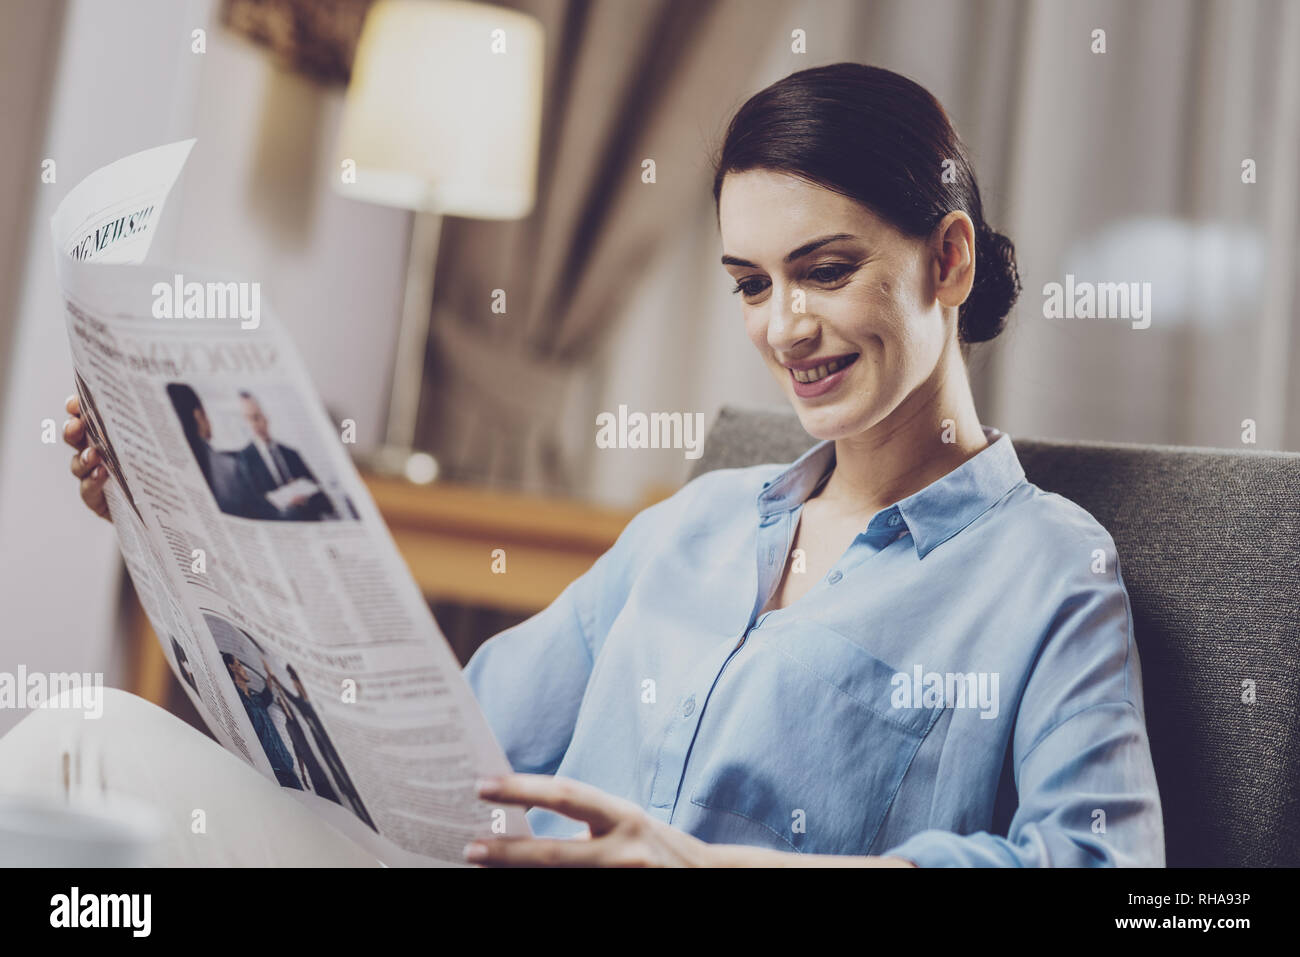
[881, 558, 1166, 867]
[462, 498, 662, 776]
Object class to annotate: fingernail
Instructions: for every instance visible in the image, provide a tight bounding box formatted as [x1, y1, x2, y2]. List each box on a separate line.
[93, 466, 105, 479]
[463, 842, 487, 862]
[475, 777, 501, 795]
[81, 448, 91, 463]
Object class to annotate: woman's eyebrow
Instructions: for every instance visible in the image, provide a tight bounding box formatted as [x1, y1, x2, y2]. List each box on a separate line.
[721, 232, 858, 268]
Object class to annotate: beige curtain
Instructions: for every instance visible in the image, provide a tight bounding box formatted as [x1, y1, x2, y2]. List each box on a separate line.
[986, 0, 1300, 453]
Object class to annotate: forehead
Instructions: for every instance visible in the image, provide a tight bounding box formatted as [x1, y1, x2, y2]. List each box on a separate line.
[718, 169, 888, 259]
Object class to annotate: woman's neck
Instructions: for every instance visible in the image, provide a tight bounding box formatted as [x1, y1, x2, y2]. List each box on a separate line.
[818, 342, 988, 516]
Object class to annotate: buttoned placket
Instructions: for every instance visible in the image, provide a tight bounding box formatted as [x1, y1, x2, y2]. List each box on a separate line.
[649, 483, 912, 823]
[645, 497, 795, 821]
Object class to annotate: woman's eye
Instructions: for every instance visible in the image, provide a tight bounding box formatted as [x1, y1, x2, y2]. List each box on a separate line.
[808, 263, 854, 283]
[731, 277, 770, 299]
[730, 264, 852, 300]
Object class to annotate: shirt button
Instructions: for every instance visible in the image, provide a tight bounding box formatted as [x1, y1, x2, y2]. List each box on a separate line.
[828, 570, 842, 584]
[767, 546, 776, 564]
[888, 513, 900, 527]
[682, 695, 696, 717]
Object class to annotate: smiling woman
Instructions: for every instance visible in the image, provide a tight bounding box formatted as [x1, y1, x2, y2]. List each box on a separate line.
[462, 63, 1164, 868]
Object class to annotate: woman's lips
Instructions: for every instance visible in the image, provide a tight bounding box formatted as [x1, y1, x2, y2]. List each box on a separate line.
[789, 353, 859, 398]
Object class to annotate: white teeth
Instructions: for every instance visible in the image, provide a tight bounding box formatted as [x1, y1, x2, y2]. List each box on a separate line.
[792, 355, 855, 383]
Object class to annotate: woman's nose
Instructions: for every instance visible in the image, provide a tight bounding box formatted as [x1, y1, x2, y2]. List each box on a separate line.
[766, 283, 817, 350]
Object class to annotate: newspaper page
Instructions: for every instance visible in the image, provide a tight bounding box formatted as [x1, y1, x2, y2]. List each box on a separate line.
[50, 140, 530, 866]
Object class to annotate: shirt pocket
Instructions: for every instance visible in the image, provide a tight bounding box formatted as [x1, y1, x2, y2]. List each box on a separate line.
[687, 620, 943, 855]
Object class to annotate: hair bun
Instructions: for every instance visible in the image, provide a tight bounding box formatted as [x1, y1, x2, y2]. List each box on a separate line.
[960, 224, 1021, 343]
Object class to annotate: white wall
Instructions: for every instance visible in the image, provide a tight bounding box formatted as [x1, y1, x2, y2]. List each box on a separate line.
[0, 0, 408, 733]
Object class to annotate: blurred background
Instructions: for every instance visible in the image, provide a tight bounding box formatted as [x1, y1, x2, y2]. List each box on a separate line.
[0, 0, 1296, 735]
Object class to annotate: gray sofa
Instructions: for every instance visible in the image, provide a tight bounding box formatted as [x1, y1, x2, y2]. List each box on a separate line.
[688, 405, 1300, 867]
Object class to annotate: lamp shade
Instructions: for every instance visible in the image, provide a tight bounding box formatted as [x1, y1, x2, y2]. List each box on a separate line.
[335, 0, 544, 218]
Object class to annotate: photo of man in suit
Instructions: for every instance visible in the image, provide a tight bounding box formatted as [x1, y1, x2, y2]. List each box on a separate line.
[264, 661, 338, 805]
[222, 651, 303, 791]
[203, 612, 374, 829]
[268, 663, 377, 832]
[234, 391, 337, 521]
[166, 383, 278, 520]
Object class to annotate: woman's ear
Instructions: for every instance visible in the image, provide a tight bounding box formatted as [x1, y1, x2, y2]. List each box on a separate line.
[932, 211, 976, 310]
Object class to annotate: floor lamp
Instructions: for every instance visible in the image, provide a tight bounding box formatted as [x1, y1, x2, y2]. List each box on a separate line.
[334, 0, 544, 481]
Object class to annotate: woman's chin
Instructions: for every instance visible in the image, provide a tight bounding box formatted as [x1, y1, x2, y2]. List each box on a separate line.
[790, 402, 879, 442]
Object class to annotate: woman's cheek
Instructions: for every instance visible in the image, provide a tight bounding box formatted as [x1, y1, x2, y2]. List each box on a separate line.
[838, 282, 905, 357]
[743, 309, 767, 352]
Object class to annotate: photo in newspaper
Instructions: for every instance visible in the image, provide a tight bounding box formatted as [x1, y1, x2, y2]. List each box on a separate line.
[164, 381, 356, 523]
[203, 611, 376, 829]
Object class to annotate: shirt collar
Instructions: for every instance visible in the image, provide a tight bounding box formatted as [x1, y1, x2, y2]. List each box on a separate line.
[755, 425, 1026, 559]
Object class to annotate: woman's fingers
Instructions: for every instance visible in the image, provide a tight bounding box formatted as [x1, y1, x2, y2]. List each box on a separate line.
[476, 774, 628, 834]
[63, 414, 86, 450]
[71, 446, 110, 520]
[464, 835, 607, 868]
[79, 470, 110, 519]
[65, 392, 111, 520]
[70, 445, 99, 479]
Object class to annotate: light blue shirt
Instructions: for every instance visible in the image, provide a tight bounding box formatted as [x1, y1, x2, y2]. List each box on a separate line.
[464, 425, 1165, 866]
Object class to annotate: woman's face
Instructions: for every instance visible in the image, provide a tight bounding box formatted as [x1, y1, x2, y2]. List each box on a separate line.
[719, 169, 954, 442]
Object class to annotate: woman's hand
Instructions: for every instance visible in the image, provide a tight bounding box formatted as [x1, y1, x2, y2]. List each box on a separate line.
[466, 773, 717, 867]
[63, 393, 111, 521]
[468, 773, 920, 868]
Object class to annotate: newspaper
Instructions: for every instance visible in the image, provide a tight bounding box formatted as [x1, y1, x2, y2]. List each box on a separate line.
[50, 141, 530, 866]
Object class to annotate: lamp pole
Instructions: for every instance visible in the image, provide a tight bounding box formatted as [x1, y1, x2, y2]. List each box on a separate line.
[367, 208, 442, 480]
